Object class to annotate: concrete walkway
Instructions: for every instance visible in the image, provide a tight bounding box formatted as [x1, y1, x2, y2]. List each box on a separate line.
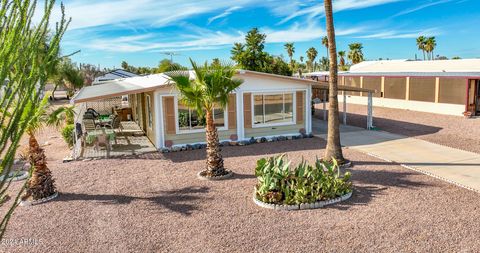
[313, 118, 480, 192]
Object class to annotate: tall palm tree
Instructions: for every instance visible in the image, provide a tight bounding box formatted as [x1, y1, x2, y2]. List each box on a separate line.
[425, 37, 437, 61]
[338, 51, 346, 67]
[348, 43, 364, 64]
[166, 59, 243, 178]
[306, 47, 318, 72]
[22, 95, 58, 201]
[416, 36, 426, 60]
[323, 0, 346, 163]
[322, 36, 329, 58]
[284, 42, 295, 70]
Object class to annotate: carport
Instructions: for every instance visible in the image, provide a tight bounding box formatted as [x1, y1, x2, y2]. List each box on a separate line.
[311, 83, 376, 130]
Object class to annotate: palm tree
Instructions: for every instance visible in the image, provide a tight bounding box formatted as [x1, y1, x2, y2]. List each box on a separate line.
[348, 43, 364, 64]
[323, 0, 346, 163]
[22, 96, 58, 201]
[306, 47, 318, 72]
[322, 36, 329, 58]
[338, 51, 346, 67]
[425, 37, 437, 61]
[284, 42, 295, 70]
[416, 36, 426, 60]
[166, 59, 243, 178]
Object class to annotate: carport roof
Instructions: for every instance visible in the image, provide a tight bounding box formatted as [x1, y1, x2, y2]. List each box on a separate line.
[71, 73, 171, 104]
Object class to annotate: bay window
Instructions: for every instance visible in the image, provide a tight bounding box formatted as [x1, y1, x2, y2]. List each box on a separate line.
[253, 92, 294, 126]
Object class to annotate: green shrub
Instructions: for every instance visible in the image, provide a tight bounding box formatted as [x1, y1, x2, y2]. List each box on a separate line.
[255, 155, 352, 205]
[61, 124, 75, 147]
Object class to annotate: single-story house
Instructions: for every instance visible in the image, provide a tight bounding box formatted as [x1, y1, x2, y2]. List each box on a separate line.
[304, 59, 480, 116]
[72, 70, 374, 151]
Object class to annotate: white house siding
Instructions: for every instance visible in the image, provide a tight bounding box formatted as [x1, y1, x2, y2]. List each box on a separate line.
[154, 73, 312, 148]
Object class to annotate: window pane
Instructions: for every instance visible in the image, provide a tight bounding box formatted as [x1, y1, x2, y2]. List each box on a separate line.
[253, 95, 264, 124]
[178, 102, 190, 130]
[190, 109, 205, 129]
[280, 93, 293, 123]
[213, 108, 225, 127]
[264, 94, 284, 124]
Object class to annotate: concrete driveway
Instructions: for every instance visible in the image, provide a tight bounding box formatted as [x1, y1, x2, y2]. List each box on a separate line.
[314, 118, 480, 192]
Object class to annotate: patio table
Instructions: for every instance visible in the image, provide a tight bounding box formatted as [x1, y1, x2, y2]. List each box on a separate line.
[85, 129, 115, 144]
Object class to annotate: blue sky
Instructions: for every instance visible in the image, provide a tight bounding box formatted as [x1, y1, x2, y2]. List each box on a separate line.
[45, 0, 479, 68]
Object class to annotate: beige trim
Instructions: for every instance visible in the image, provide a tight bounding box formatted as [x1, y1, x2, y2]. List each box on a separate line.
[381, 76, 385, 98]
[296, 91, 304, 124]
[243, 93, 252, 128]
[435, 77, 440, 103]
[405, 77, 410, 101]
[359, 76, 364, 96]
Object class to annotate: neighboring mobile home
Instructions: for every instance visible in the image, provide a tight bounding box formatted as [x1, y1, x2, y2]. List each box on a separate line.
[72, 70, 314, 149]
[305, 59, 480, 116]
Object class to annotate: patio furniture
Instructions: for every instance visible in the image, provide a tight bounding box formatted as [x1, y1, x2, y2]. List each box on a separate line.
[83, 119, 97, 132]
[86, 128, 116, 145]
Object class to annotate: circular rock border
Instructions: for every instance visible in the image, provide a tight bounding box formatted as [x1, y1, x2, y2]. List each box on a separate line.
[197, 170, 233, 181]
[339, 160, 353, 169]
[253, 191, 352, 211]
[0, 171, 29, 182]
[19, 192, 59, 207]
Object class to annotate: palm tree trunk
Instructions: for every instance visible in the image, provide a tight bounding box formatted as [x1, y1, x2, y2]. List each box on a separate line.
[422, 50, 425, 61]
[324, 0, 345, 163]
[205, 110, 225, 176]
[23, 133, 56, 201]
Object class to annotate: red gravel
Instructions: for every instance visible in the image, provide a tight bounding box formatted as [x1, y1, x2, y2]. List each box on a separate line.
[2, 130, 480, 252]
[315, 103, 480, 154]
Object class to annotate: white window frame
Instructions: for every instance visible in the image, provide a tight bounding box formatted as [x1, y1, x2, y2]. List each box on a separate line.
[251, 91, 296, 128]
[174, 96, 228, 134]
[146, 94, 153, 129]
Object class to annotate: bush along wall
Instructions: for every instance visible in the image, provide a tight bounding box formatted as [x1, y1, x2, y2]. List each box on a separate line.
[61, 124, 75, 147]
[254, 155, 353, 210]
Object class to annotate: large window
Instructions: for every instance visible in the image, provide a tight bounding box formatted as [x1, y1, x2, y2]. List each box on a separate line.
[253, 93, 294, 126]
[177, 101, 226, 132]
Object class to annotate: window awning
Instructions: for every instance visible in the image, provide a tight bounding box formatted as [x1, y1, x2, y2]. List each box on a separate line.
[71, 73, 171, 104]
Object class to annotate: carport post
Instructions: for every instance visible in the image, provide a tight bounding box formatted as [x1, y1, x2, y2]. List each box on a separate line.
[367, 92, 373, 130]
[343, 92, 347, 125]
[323, 90, 327, 120]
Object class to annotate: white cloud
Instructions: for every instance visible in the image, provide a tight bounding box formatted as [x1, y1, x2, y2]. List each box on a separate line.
[355, 27, 441, 39]
[208, 6, 242, 25]
[278, 0, 405, 24]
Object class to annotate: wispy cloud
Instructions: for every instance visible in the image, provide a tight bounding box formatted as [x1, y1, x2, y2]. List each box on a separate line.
[208, 6, 242, 24]
[392, 0, 454, 17]
[355, 27, 441, 39]
[278, 0, 405, 24]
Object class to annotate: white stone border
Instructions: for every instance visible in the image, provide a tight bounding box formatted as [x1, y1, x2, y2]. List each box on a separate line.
[0, 171, 29, 182]
[253, 191, 352, 211]
[197, 170, 233, 181]
[19, 192, 59, 207]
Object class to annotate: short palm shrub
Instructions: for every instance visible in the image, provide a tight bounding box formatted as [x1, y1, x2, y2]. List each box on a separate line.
[61, 124, 75, 147]
[254, 155, 352, 205]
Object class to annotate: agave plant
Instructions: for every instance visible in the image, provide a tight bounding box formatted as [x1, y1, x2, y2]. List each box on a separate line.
[254, 154, 352, 205]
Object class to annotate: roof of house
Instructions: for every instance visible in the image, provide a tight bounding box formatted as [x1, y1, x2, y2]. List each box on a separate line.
[72, 73, 171, 103]
[348, 59, 480, 74]
[71, 70, 376, 104]
[93, 69, 138, 84]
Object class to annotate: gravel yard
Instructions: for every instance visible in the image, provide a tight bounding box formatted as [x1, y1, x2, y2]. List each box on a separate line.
[2, 130, 480, 253]
[315, 103, 480, 154]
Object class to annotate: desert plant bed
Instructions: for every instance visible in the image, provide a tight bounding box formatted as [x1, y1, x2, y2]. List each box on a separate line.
[254, 155, 352, 210]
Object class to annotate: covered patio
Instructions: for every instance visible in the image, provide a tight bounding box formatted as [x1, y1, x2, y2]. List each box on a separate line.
[70, 74, 170, 159]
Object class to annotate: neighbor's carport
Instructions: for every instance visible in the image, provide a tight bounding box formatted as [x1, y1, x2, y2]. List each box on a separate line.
[312, 83, 376, 130]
